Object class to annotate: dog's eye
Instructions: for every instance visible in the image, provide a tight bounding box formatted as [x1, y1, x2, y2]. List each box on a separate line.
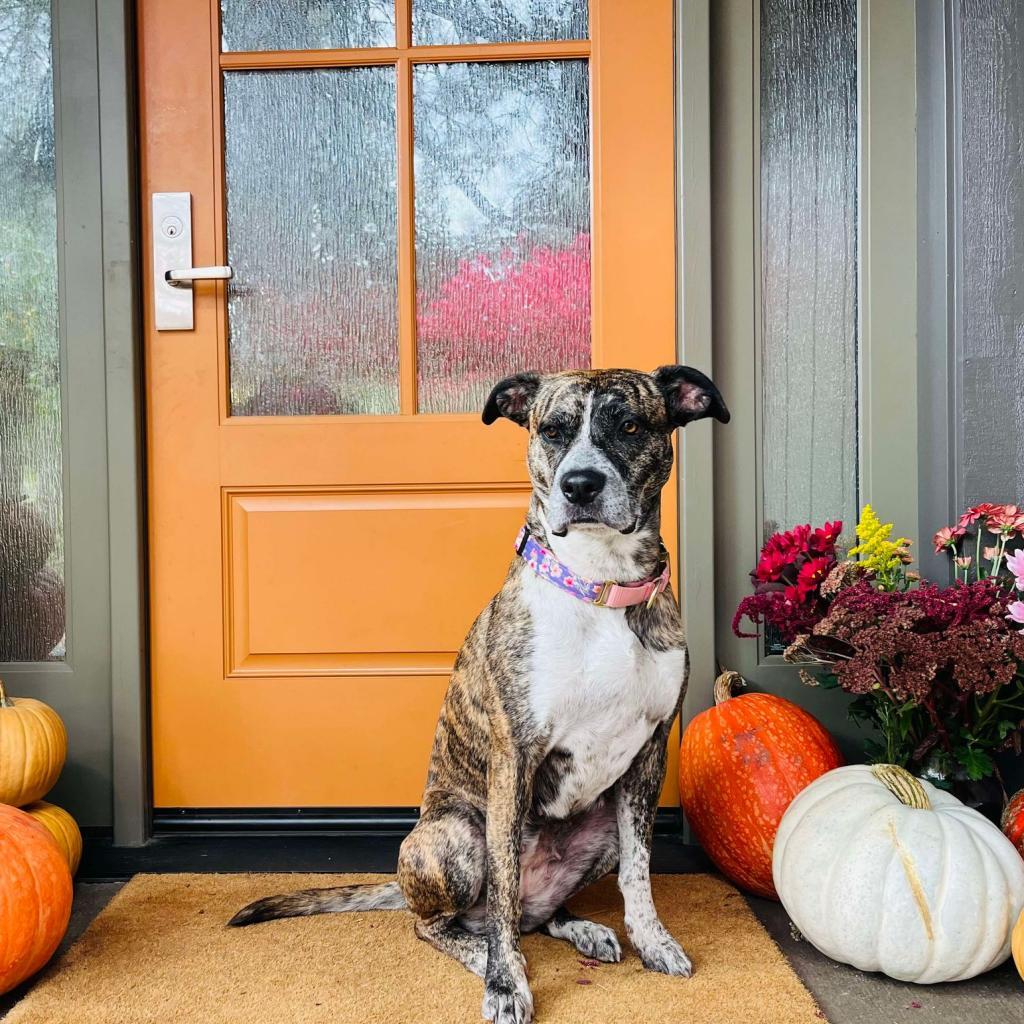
[540, 424, 561, 442]
[621, 420, 640, 436]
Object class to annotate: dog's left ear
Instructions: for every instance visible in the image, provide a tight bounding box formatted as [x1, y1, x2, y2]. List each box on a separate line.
[653, 365, 730, 428]
[482, 372, 542, 427]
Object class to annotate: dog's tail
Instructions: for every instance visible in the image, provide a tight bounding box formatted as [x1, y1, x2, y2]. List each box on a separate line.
[227, 881, 406, 927]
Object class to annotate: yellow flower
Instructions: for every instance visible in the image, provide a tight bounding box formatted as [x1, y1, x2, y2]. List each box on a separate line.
[848, 504, 913, 577]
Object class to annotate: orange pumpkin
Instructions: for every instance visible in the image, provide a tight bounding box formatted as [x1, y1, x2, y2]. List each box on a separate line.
[23, 801, 82, 876]
[0, 803, 72, 994]
[1002, 788, 1024, 858]
[0, 677, 67, 807]
[1013, 907, 1024, 983]
[679, 671, 843, 899]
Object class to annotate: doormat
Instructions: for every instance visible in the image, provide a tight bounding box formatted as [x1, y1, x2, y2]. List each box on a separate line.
[7, 873, 826, 1023]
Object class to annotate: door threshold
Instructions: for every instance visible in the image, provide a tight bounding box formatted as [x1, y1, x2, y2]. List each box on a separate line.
[81, 810, 699, 880]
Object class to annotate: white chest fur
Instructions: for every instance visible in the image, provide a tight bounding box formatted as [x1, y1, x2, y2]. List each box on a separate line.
[521, 569, 686, 819]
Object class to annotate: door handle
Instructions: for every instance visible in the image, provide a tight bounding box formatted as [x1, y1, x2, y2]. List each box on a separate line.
[152, 191, 231, 330]
[166, 265, 234, 286]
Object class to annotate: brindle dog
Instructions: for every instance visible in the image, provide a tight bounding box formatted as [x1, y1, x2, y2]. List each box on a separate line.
[230, 367, 729, 1024]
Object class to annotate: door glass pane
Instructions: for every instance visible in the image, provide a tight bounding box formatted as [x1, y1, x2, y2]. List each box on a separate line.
[414, 60, 590, 414]
[413, 0, 587, 45]
[956, 0, 1024, 504]
[224, 68, 399, 416]
[220, 0, 395, 52]
[760, 0, 858, 543]
[0, 0, 65, 662]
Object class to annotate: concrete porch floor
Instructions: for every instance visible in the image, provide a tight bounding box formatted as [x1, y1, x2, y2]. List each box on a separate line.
[2, 878, 1020, 1023]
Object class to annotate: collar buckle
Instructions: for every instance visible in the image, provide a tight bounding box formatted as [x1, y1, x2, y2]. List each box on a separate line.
[594, 580, 617, 607]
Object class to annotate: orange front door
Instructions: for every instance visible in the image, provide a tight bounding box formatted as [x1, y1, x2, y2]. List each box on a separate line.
[141, 0, 678, 809]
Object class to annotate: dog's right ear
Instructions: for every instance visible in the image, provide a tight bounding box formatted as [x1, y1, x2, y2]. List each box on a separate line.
[482, 373, 541, 427]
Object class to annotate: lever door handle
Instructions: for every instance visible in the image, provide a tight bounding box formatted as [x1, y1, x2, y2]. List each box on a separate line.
[165, 265, 234, 286]
[153, 192, 230, 330]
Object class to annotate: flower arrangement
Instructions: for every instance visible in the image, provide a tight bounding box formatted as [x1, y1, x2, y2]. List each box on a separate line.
[735, 503, 1024, 790]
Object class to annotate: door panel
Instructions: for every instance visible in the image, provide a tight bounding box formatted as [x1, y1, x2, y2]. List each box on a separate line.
[141, 0, 678, 808]
[225, 487, 531, 672]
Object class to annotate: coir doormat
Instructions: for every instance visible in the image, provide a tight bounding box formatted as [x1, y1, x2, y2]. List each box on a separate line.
[7, 873, 825, 1023]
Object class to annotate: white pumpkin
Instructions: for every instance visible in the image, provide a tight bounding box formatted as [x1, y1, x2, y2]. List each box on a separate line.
[773, 763, 1024, 984]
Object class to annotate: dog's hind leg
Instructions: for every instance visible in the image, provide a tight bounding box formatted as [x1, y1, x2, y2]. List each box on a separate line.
[398, 797, 490, 978]
[541, 906, 621, 962]
[414, 917, 488, 977]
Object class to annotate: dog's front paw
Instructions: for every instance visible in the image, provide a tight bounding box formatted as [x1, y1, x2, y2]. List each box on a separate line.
[631, 923, 692, 978]
[482, 969, 534, 1024]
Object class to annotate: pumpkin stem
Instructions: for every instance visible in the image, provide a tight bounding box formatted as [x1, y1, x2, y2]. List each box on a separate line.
[713, 670, 746, 705]
[871, 763, 932, 810]
[0, 677, 12, 708]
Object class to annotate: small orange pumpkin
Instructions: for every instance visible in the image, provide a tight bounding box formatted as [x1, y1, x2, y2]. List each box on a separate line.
[679, 671, 842, 899]
[0, 677, 67, 807]
[1014, 908, 1024, 982]
[23, 801, 82, 876]
[1002, 788, 1024, 858]
[0, 803, 72, 994]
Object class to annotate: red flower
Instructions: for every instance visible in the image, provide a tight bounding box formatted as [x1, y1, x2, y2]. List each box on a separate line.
[958, 503, 1000, 528]
[798, 556, 833, 592]
[765, 523, 812, 560]
[754, 550, 789, 582]
[809, 520, 842, 553]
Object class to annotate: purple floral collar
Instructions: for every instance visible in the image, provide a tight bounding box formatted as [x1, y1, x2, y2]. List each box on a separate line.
[514, 526, 670, 609]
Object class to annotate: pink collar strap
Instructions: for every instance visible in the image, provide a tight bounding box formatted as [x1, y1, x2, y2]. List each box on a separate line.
[514, 527, 670, 609]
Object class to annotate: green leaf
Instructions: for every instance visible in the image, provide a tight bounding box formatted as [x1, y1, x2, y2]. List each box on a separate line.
[954, 746, 995, 781]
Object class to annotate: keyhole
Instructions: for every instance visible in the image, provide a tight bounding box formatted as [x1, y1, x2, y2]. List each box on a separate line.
[161, 215, 184, 239]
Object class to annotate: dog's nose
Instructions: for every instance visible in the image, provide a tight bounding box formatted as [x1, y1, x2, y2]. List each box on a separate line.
[560, 469, 607, 505]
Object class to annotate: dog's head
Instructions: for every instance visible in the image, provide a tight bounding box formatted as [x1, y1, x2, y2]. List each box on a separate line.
[483, 367, 729, 537]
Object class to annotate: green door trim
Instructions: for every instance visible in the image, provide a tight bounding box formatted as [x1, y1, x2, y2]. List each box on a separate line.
[675, 1, 719, 731]
[97, 0, 147, 847]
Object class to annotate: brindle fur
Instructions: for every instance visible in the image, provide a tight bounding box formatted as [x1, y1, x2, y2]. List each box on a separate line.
[230, 367, 729, 1024]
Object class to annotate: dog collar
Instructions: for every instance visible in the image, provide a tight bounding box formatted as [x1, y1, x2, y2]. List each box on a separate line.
[514, 527, 670, 609]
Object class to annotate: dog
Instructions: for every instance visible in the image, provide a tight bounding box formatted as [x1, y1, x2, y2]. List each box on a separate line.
[229, 366, 730, 1024]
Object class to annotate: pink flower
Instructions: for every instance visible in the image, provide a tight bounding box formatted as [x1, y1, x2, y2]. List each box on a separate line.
[953, 556, 973, 569]
[1006, 600, 1024, 631]
[933, 525, 965, 553]
[1006, 549, 1024, 589]
[986, 505, 1024, 535]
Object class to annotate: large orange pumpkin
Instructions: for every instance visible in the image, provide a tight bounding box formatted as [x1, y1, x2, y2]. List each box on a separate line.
[0, 803, 72, 994]
[1002, 788, 1024, 858]
[679, 671, 842, 899]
